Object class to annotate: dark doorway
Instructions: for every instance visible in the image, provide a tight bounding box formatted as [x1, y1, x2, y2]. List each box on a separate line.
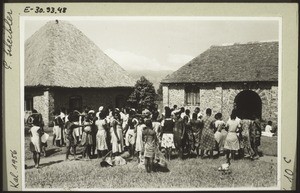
[234, 90, 262, 119]
[116, 95, 126, 109]
[69, 95, 82, 111]
[25, 96, 33, 111]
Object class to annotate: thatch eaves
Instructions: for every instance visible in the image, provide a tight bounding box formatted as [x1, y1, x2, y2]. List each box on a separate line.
[161, 41, 278, 84]
[25, 20, 136, 88]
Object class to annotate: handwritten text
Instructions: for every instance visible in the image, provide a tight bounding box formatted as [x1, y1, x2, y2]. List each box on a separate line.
[3, 9, 13, 70]
[9, 150, 19, 189]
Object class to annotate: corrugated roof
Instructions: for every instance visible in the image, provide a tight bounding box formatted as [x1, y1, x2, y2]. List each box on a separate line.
[25, 20, 135, 88]
[161, 41, 278, 84]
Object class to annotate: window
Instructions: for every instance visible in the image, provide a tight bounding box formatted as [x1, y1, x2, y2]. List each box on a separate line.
[185, 86, 200, 106]
[69, 95, 82, 111]
[25, 96, 33, 111]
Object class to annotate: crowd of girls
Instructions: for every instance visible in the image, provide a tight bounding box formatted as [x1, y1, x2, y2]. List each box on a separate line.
[27, 104, 263, 171]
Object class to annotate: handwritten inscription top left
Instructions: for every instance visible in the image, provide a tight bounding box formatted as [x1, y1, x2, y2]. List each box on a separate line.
[3, 9, 13, 69]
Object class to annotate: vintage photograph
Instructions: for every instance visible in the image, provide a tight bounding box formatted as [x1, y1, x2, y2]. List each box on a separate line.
[22, 17, 279, 189]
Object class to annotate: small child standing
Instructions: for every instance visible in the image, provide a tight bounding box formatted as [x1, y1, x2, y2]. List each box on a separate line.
[125, 111, 138, 157]
[142, 119, 158, 173]
[81, 113, 94, 160]
[53, 110, 64, 147]
[135, 117, 146, 163]
[65, 112, 85, 161]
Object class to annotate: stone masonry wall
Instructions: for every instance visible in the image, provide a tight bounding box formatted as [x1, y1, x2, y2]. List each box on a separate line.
[162, 86, 169, 108]
[29, 89, 51, 127]
[165, 85, 185, 108]
[222, 83, 278, 124]
[163, 82, 278, 124]
[199, 85, 222, 116]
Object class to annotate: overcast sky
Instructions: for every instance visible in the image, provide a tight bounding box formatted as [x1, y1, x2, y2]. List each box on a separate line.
[24, 17, 279, 71]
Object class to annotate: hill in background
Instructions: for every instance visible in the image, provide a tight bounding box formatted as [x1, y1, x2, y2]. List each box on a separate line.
[128, 70, 174, 90]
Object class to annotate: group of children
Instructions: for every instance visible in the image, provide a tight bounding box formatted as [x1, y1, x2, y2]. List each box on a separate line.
[27, 104, 269, 171]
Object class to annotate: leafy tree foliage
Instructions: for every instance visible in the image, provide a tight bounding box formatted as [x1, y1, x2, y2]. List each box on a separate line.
[128, 76, 156, 111]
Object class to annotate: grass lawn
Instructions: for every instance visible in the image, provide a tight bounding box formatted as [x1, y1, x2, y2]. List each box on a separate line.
[24, 132, 278, 189]
[25, 155, 277, 189]
[259, 136, 277, 156]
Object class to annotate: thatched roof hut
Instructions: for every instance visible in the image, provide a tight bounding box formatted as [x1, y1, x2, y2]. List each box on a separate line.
[25, 20, 136, 126]
[25, 20, 135, 88]
[161, 41, 278, 84]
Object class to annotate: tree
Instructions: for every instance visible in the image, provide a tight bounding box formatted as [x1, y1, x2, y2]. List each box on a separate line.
[127, 76, 156, 112]
[156, 83, 163, 101]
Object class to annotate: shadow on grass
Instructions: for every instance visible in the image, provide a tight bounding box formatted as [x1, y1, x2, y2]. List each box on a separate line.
[46, 147, 63, 157]
[25, 160, 64, 170]
[153, 163, 170, 173]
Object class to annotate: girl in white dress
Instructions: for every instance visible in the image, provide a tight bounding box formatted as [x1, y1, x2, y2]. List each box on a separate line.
[95, 112, 108, 158]
[125, 111, 138, 157]
[214, 113, 227, 156]
[29, 114, 43, 168]
[135, 117, 146, 163]
[224, 111, 240, 164]
[110, 112, 124, 156]
[53, 110, 64, 147]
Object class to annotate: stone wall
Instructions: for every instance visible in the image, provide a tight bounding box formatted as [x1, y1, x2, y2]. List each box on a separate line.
[26, 89, 51, 127]
[199, 85, 222, 116]
[162, 82, 278, 124]
[162, 86, 169, 107]
[222, 82, 278, 123]
[26, 87, 133, 127]
[163, 84, 185, 108]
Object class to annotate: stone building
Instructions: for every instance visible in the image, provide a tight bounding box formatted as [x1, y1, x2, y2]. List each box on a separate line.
[161, 41, 278, 123]
[25, 20, 135, 126]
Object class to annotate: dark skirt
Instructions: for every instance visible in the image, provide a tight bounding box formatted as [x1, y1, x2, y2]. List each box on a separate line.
[81, 132, 93, 146]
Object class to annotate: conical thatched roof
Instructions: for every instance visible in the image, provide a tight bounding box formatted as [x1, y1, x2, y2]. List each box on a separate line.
[161, 41, 278, 84]
[25, 20, 135, 88]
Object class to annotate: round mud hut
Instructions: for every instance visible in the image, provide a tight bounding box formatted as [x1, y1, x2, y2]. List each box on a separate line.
[24, 20, 135, 126]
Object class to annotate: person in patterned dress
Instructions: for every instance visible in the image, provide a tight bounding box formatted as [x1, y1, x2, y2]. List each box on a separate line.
[239, 119, 255, 159]
[199, 108, 215, 159]
[250, 115, 262, 159]
[160, 107, 175, 161]
[190, 113, 203, 158]
[142, 119, 158, 173]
